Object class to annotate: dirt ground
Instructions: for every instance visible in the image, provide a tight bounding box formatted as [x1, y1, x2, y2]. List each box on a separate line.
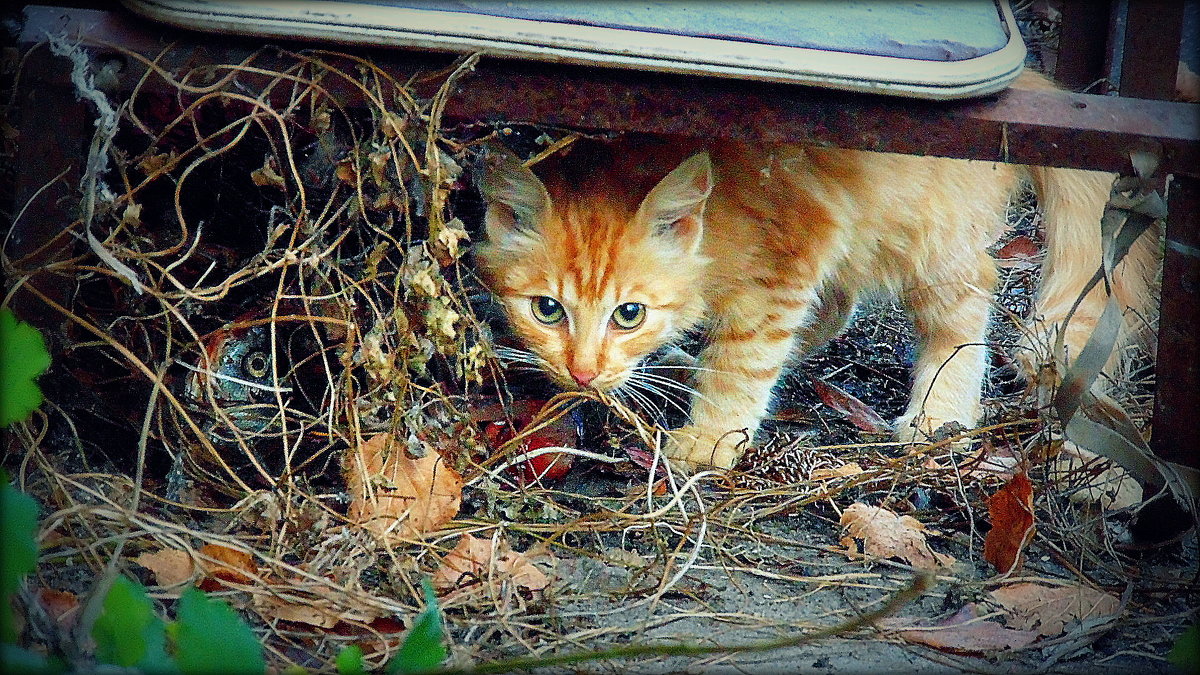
[427, 303, 1196, 675]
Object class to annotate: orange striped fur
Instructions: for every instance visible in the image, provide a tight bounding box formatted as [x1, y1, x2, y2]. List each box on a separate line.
[476, 86, 1158, 469]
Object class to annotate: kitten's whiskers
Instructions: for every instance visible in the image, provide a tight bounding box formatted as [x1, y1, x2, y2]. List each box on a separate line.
[638, 363, 738, 376]
[624, 375, 694, 419]
[614, 386, 664, 422]
[631, 370, 715, 407]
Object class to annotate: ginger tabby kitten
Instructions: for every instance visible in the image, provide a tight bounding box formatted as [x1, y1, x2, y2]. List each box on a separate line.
[476, 74, 1158, 470]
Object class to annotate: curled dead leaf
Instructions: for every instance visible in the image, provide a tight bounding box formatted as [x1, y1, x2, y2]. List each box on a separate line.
[839, 503, 955, 570]
[335, 159, 357, 184]
[345, 433, 463, 542]
[1049, 441, 1142, 510]
[433, 533, 491, 591]
[380, 111, 407, 139]
[983, 472, 1036, 576]
[37, 588, 80, 627]
[881, 603, 1039, 654]
[134, 548, 195, 587]
[198, 543, 257, 586]
[810, 377, 891, 434]
[252, 591, 379, 630]
[962, 440, 1022, 479]
[504, 549, 551, 592]
[138, 151, 174, 175]
[989, 582, 1120, 637]
[369, 150, 391, 186]
[120, 203, 143, 227]
[250, 157, 285, 188]
[433, 533, 551, 600]
[434, 218, 470, 262]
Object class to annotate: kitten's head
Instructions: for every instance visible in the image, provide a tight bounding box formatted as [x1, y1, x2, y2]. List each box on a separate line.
[475, 146, 713, 392]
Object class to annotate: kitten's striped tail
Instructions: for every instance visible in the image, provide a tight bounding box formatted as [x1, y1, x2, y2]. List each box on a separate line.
[1009, 69, 1160, 385]
[1021, 162, 1161, 384]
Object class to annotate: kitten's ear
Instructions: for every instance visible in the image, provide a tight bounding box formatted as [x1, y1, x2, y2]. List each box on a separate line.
[635, 152, 712, 255]
[478, 145, 551, 243]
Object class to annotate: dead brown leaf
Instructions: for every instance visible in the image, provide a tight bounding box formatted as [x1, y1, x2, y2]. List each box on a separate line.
[137, 151, 174, 175]
[335, 159, 357, 184]
[134, 548, 195, 587]
[36, 588, 80, 627]
[989, 582, 1121, 637]
[504, 549, 551, 592]
[327, 616, 406, 655]
[345, 433, 463, 542]
[250, 157, 285, 188]
[1048, 441, 1142, 510]
[983, 472, 1036, 575]
[881, 603, 1039, 654]
[433, 533, 551, 599]
[251, 591, 379, 630]
[810, 377, 891, 434]
[198, 543, 257, 586]
[962, 439, 1022, 479]
[839, 503, 955, 570]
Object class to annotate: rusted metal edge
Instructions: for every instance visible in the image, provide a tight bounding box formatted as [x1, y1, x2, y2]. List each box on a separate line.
[1152, 174, 1200, 468]
[19, 5, 1200, 174]
[1053, 0, 1114, 93]
[1117, 0, 1183, 101]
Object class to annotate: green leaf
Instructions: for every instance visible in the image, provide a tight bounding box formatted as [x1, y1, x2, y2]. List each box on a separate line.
[0, 473, 39, 596]
[0, 308, 52, 428]
[1, 471, 40, 643]
[336, 645, 366, 675]
[388, 579, 446, 674]
[1054, 296, 1122, 426]
[1170, 624, 1199, 672]
[1128, 148, 1159, 181]
[92, 576, 174, 673]
[173, 587, 264, 675]
[0, 643, 64, 674]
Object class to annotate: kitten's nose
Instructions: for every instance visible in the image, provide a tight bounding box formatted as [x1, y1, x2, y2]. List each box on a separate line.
[570, 368, 598, 387]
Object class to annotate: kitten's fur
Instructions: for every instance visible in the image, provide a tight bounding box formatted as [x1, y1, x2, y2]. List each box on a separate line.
[476, 73, 1159, 469]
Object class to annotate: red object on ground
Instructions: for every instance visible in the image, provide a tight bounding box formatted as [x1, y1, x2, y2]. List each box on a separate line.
[484, 414, 575, 485]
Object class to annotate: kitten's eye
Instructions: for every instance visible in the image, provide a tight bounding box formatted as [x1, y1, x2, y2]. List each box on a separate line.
[611, 302, 646, 330]
[531, 296, 566, 325]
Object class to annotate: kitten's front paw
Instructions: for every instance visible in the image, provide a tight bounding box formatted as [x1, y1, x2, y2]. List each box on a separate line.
[662, 425, 749, 471]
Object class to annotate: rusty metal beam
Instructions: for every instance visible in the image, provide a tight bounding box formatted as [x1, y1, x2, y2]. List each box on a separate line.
[1055, 0, 1115, 92]
[1117, 0, 1184, 101]
[437, 59, 1200, 173]
[8, 22, 91, 331]
[17, 5, 1200, 175]
[1151, 173, 1200, 468]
